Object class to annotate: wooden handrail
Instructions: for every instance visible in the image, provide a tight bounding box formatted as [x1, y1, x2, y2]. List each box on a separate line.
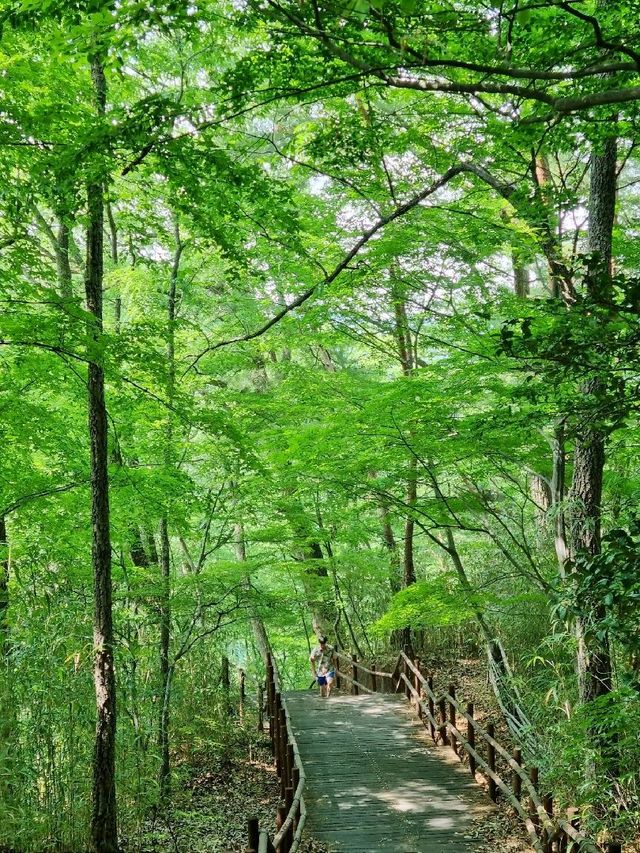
[249, 652, 307, 853]
[333, 650, 394, 678]
[254, 646, 616, 853]
[391, 652, 613, 853]
[335, 667, 375, 695]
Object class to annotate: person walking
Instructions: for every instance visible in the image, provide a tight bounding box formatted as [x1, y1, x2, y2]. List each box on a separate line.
[309, 635, 336, 698]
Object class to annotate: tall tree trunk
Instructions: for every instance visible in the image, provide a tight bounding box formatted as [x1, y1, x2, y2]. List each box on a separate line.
[56, 218, 73, 302]
[403, 456, 417, 590]
[391, 279, 418, 650]
[0, 515, 8, 658]
[379, 501, 402, 594]
[550, 421, 569, 573]
[570, 136, 617, 703]
[220, 654, 231, 716]
[234, 517, 272, 662]
[157, 517, 171, 799]
[106, 202, 120, 331]
[87, 53, 118, 853]
[0, 514, 13, 800]
[157, 222, 181, 799]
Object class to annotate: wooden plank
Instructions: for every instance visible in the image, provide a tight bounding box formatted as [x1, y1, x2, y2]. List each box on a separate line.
[285, 692, 499, 852]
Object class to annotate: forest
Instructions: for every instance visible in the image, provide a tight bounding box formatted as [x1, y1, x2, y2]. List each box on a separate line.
[1, 0, 640, 851]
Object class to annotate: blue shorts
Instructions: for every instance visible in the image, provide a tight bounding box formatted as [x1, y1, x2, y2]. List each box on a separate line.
[317, 671, 335, 686]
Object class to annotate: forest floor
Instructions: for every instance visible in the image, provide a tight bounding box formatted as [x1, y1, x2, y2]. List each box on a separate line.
[127, 721, 326, 853]
[128, 656, 533, 853]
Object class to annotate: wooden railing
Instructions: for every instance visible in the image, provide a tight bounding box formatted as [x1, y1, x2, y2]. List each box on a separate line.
[246, 652, 306, 853]
[336, 649, 622, 853]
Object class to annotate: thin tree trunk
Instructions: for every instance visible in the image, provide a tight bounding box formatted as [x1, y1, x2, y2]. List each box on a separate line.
[0, 515, 8, 658]
[234, 515, 272, 662]
[550, 421, 569, 573]
[391, 279, 418, 650]
[221, 655, 231, 715]
[56, 218, 73, 302]
[157, 517, 171, 799]
[157, 222, 181, 798]
[87, 53, 118, 853]
[379, 502, 401, 593]
[106, 202, 120, 331]
[404, 457, 417, 589]
[0, 514, 13, 802]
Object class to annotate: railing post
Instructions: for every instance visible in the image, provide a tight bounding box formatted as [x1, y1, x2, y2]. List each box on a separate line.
[274, 692, 282, 771]
[257, 683, 264, 733]
[562, 808, 579, 853]
[287, 743, 294, 789]
[267, 659, 276, 753]
[275, 806, 287, 852]
[487, 722, 497, 801]
[467, 702, 476, 776]
[371, 662, 377, 693]
[438, 696, 448, 745]
[530, 767, 540, 834]
[239, 667, 246, 721]
[404, 657, 411, 700]
[293, 765, 301, 829]
[248, 817, 259, 853]
[278, 707, 287, 798]
[448, 684, 457, 755]
[284, 783, 294, 852]
[414, 659, 422, 717]
[428, 676, 435, 741]
[512, 747, 522, 801]
[541, 793, 553, 853]
[352, 654, 359, 696]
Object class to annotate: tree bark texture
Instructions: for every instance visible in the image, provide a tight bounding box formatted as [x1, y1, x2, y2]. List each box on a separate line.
[87, 53, 118, 853]
[157, 517, 171, 799]
[56, 218, 73, 302]
[0, 515, 8, 657]
[570, 135, 617, 703]
[157, 223, 181, 799]
[514, 262, 530, 298]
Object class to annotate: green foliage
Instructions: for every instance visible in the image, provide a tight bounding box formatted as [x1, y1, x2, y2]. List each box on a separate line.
[2, 0, 640, 849]
[374, 577, 477, 633]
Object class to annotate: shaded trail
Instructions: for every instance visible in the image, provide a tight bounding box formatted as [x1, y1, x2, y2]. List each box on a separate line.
[286, 691, 494, 853]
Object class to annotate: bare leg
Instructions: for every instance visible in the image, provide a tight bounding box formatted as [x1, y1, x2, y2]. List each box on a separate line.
[326, 676, 334, 698]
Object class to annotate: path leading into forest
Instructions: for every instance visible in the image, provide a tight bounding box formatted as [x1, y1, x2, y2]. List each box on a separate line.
[285, 691, 494, 853]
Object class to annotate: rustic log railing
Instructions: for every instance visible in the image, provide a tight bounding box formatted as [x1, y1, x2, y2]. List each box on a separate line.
[246, 651, 306, 853]
[336, 648, 621, 853]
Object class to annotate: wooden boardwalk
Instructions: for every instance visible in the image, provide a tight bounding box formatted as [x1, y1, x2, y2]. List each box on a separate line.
[285, 691, 495, 853]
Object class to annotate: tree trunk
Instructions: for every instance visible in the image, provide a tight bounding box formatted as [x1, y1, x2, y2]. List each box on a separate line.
[157, 222, 181, 799]
[404, 456, 417, 589]
[514, 261, 530, 298]
[550, 421, 569, 573]
[379, 502, 402, 594]
[0, 515, 8, 657]
[157, 517, 171, 799]
[0, 514, 14, 801]
[234, 518, 272, 662]
[570, 136, 617, 704]
[87, 53, 118, 853]
[391, 279, 418, 649]
[221, 654, 231, 715]
[56, 218, 74, 302]
[106, 202, 120, 331]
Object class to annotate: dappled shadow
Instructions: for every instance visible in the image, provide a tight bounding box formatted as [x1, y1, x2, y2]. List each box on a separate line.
[285, 691, 493, 852]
